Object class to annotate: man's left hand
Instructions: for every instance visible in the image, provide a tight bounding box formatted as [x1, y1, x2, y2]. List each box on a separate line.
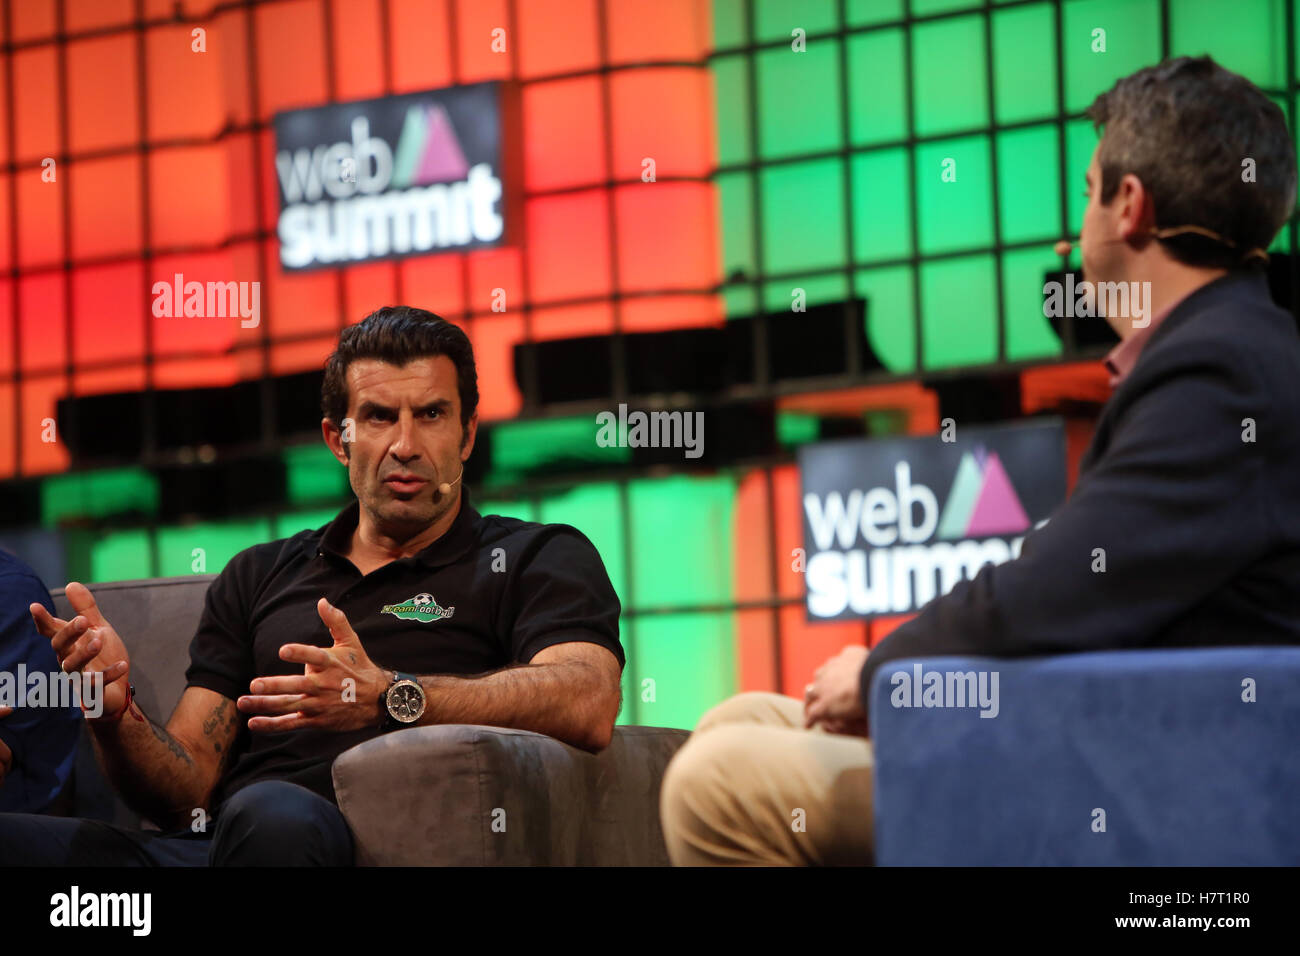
[237, 599, 388, 733]
[804, 645, 869, 734]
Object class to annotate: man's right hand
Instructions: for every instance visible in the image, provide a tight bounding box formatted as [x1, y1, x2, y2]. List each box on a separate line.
[30, 582, 132, 720]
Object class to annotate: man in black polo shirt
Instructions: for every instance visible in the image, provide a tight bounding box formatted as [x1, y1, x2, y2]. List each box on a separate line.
[0, 307, 624, 865]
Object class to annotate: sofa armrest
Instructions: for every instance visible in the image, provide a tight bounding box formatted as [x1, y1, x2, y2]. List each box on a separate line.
[869, 648, 1300, 866]
[332, 723, 690, 865]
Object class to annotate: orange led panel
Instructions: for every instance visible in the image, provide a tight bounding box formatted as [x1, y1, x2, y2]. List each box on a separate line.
[67, 34, 138, 157]
[606, 0, 711, 65]
[620, 294, 724, 333]
[271, 334, 336, 378]
[20, 375, 72, 476]
[515, 0, 599, 79]
[13, 46, 59, 165]
[148, 145, 232, 250]
[389, 0, 454, 93]
[400, 254, 467, 319]
[65, 0, 134, 34]
[343, 260, 398, 321]
[145, 22, 227, 143]
[11, 0, 57, 44]
[15, 168, 63, 271]
[222, 133, 260, 238]
[330, 0, 387, 101]
[522, 76, 606, 192]
[263, 240, 342, 339]
[609, 68, 714, 180]
[529, 300, 613, 340]
[524, 189, 612, 304]
[70, 155, 143, 261]
[253, 0, 329, 120]
[614, 182, 718, 293]
[73, 364, 146, 399]
[465, 246, 520, 315]
[468, 312, 524, 421]
[454, 0, 512, 84]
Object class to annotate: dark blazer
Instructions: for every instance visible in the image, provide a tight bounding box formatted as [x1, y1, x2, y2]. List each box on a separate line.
[859, 269, 1300, 710]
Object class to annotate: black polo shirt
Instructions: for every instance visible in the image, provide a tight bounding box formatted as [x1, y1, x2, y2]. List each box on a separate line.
[184, 488, 624, 808]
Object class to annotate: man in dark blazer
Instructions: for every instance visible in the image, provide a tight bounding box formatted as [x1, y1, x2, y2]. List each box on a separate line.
[660, 55, 1300, 865]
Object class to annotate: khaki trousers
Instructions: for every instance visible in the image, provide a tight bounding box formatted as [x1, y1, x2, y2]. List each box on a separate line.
[659, 691, 875, 866]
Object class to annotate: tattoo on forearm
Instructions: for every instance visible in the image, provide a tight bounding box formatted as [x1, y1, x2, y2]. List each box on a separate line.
[148, 718, 194, 767]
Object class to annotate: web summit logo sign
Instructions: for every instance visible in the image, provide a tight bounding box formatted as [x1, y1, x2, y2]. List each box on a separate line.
[799, 421, 1065, 621]
[273, 82, 509, 270]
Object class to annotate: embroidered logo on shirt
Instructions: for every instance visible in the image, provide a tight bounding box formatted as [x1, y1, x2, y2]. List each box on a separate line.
[381, 592, 455, 623]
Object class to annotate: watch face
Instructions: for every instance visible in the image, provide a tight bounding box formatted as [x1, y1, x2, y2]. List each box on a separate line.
[387, 680, 425, 724]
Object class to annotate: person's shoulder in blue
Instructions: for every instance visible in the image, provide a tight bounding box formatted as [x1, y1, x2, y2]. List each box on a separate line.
[0, 549, 82, 813]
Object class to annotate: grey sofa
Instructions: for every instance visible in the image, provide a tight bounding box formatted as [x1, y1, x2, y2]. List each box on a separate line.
[51, 576, 690, 865]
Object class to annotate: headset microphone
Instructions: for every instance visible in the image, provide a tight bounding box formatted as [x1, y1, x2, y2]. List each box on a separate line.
[438, 464, 465, 496]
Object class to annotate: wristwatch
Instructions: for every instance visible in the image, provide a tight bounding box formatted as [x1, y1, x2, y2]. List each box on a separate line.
[379, 671, 426, 729]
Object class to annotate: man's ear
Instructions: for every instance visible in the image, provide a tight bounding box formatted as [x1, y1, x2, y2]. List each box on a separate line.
[322, 418, 350, 467]
[460, 411, 479, 460]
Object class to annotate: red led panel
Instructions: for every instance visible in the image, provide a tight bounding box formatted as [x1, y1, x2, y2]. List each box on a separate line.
[223, 133, 260, 239]
[0, 173, 10, 268]
[330, 0, 386, 101]
[70, 155, 143, 261]
[67, 34, 138, 156]
[515, 0, 599, 79]
[146, 23, 226, 143]
[343, 261, 398, 322]
[13, 46, 59, 165]
[465, 247, 520, 315]
[20, 376, 71, 476]
[148, 145, 232, 249]
[0, 385, 14, 478]
[0, 280, 10, 375]
[614, 182, 718, 293]
[468, 312, 524, 421]
[72, 261, 146, 367]
[609, 68, 714, 180]
[400, 254, 467, 319]
[389, 0, 454, 93]
[148, 251, 259, 359]
[524, 190, 612, 304]
[19, 272, 66, 374]
[454, 0, 513, 84]
[253, 0, 329, 120]
[522, 76, 606, 192]
[153, 355, 240, 391]
[606, 0, 711, 65]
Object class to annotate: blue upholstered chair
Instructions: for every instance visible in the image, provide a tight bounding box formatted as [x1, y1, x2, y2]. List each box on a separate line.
[870, 648, 1300, 865]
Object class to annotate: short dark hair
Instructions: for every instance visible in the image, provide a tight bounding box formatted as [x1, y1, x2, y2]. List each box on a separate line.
[1086, 55, 1297, 269]
[321, 306, 479, 441]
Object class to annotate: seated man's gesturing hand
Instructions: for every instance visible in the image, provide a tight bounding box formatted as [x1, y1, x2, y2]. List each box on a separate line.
[238, 598, 389, 734]
[30, 582, 132, 720]
[804, 644, 869, 736]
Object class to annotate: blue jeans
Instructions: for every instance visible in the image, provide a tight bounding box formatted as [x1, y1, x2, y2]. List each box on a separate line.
[0, 780, 354, 866]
